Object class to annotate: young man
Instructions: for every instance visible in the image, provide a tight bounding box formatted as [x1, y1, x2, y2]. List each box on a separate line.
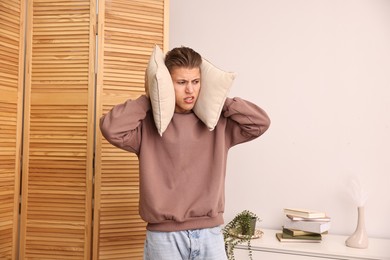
[100, 47, 270, 260]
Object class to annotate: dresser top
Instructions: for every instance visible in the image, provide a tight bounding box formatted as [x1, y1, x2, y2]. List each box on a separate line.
[234, 229, 390, 260]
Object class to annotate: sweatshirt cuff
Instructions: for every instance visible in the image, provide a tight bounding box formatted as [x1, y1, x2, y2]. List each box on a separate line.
[137, 94, 152, 111]
[222, 97, 234, 112]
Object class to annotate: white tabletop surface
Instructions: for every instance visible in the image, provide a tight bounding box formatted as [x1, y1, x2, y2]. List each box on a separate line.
[234, 228, 390, 260]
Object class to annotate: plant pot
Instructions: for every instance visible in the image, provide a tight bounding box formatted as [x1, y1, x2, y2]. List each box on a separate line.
[240, 217, 257, 236]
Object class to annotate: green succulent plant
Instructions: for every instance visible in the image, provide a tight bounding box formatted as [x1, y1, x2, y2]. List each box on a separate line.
[223, 210, 261, 260]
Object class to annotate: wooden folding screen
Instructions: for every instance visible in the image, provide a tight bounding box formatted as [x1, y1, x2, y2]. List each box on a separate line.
[19, 0, 96, 259]
[94, 0, 169, 259]
[0, 0, 168, 259]
[0, 0, 25, 259]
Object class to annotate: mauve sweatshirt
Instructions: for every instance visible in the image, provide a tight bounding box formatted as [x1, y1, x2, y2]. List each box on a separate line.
[100, 95, 270, 232]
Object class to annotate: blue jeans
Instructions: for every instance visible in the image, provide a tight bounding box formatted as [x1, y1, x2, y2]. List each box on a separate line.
[143, 226, 228, 260]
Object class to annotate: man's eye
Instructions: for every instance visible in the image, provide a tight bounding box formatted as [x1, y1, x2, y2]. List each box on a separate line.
[178, 81, 185, 85]
[193, 80, 200, 84]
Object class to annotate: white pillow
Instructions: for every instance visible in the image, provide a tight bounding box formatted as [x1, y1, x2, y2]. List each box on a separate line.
[194, 58, 236, 130]
[145, 45, 175, 136]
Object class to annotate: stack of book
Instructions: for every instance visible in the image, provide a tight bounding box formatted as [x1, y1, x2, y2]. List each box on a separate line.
[276, 208, 331, 243]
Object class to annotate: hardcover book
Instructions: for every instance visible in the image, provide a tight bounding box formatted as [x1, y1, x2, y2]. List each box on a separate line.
[282, 232, 322, 240]
[283, 218, 331, 234]
[282, 227, 323, 237]
[276, 233, 322, 243]
[286, 214, 331, 222]
[284, 208, 327, 219]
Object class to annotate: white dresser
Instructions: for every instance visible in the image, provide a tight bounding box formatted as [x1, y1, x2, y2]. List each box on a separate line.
[234, 229, 390, 260]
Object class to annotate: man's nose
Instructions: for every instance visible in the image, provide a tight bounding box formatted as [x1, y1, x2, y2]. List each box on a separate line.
[185, 84, 194, 93]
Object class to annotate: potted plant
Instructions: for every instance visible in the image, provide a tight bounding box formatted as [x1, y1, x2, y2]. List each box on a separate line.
[223, 210, 262, 260]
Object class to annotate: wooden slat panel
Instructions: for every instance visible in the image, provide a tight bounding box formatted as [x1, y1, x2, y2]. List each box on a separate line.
[20, 0, 96, 259]
[0, 0, 25, 259]
[94, 0, 169, 259]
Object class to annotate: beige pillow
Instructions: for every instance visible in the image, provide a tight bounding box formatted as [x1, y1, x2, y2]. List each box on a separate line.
[145, 45, 175, 136]
[194, 58, 236, 130]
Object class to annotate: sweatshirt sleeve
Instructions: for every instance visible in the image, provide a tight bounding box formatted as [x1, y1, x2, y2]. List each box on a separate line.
[222, 97, 271, 146]
[100, 95, 151, 154]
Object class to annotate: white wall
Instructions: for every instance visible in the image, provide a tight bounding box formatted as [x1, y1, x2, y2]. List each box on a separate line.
[169, 0, 390, 239]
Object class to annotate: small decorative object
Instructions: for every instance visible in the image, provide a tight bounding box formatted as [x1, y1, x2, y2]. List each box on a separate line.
[223, 210, 262, 260]
[345, 177, 369, 249]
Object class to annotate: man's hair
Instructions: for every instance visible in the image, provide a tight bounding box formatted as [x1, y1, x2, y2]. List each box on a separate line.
[164, 46, 202, 73]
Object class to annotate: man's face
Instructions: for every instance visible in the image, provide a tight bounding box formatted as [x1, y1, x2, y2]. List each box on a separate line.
[170, 67, 201, 113]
